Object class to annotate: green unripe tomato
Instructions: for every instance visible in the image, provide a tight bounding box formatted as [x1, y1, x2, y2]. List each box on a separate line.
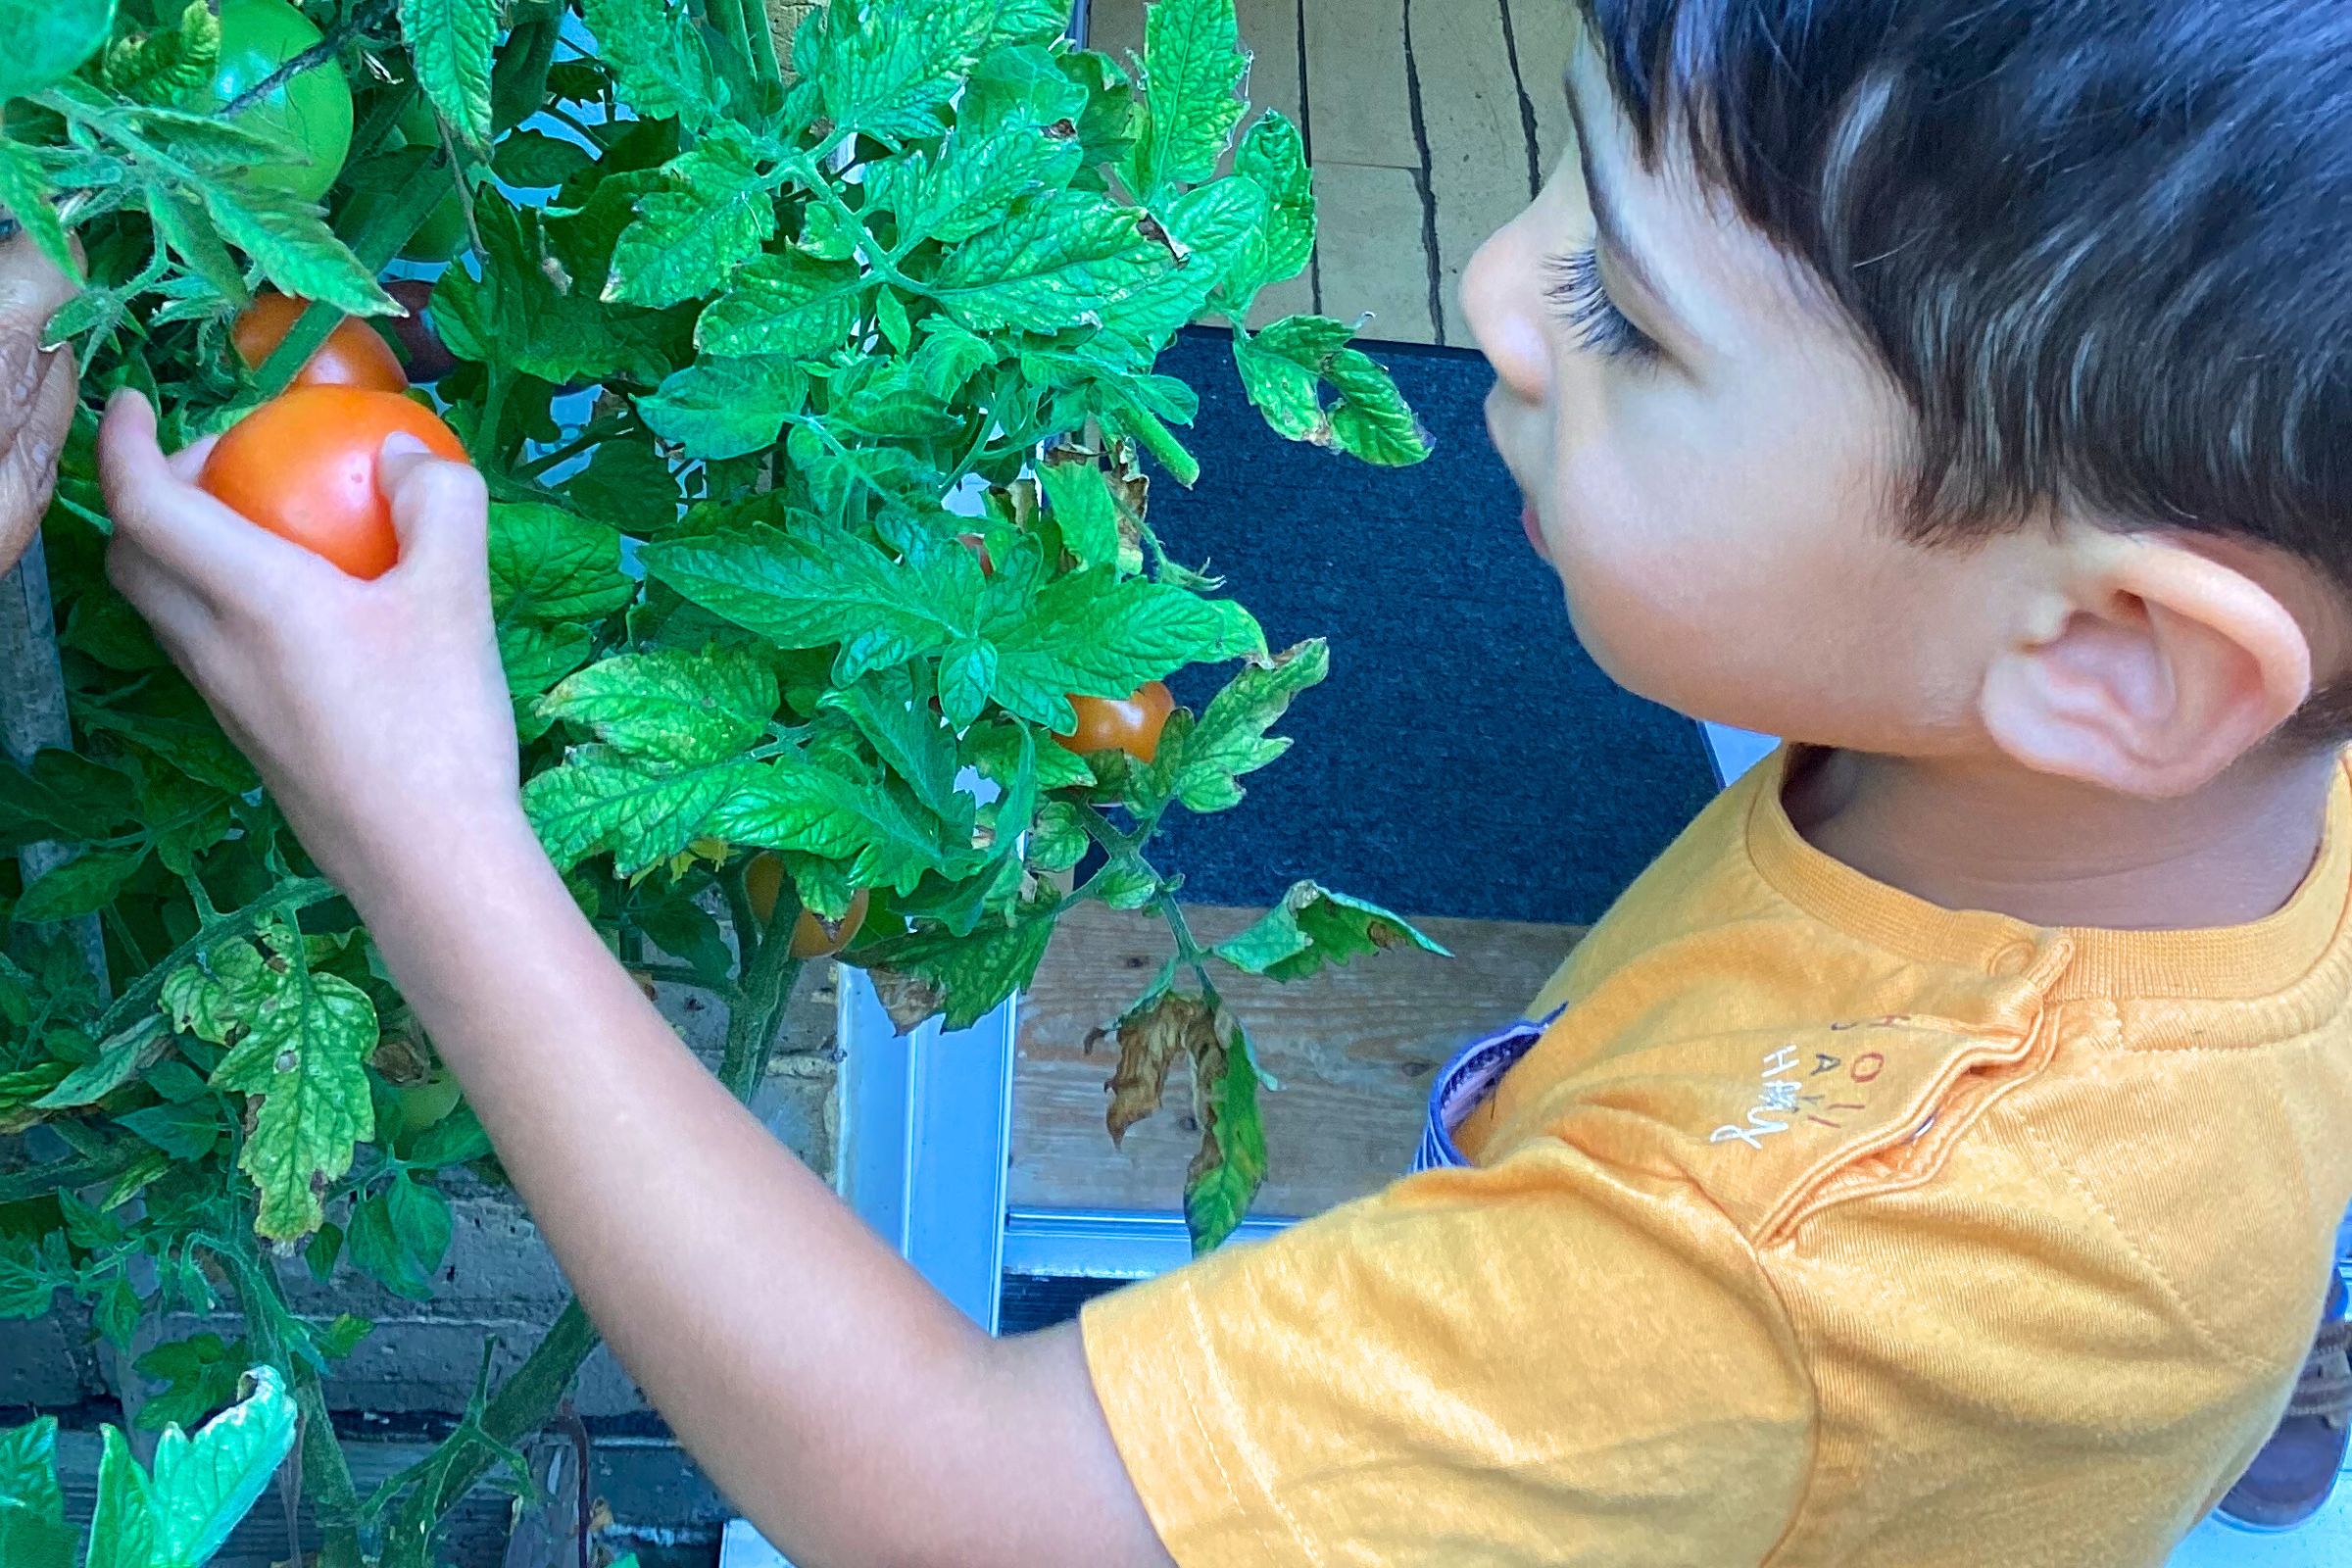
[395, 1073, 465, 1135]
[191, 0, 355, 205]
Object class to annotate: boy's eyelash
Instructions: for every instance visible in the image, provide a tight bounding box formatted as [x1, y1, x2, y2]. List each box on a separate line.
[1542, 247, 1660, 361]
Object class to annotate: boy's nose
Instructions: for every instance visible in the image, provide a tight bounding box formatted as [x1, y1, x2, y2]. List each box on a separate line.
[1461, 225, 1552, 408]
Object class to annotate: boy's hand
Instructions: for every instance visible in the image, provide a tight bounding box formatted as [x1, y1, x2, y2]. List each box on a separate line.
[0, 220, 80, 570]
[98, 390, 526, 894]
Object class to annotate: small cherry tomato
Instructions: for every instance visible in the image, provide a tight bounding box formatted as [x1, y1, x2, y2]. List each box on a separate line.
[198, 386, 469, 579]
[395, 1073, 464, 1134]
[791, 888, 870, 959]
[1057, 681, 1175, 762]
[232, 293, 409, 393]
[191, 0, 355, 204]
[744, 853, 870, 957]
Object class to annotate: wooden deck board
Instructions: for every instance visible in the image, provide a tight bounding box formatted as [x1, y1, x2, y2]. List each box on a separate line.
[1012, 903, 1581, 1216]
[1411, 0, 1535, 344]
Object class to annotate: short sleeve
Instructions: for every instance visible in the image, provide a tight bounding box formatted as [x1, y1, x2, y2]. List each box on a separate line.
[1080, 1141, 1814, 1567]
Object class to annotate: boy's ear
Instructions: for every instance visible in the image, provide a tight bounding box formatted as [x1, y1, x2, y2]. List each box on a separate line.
[1978, 534, 2313, 798]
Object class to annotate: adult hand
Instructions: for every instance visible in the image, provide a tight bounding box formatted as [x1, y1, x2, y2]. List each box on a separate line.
[0, 214, 79, 573]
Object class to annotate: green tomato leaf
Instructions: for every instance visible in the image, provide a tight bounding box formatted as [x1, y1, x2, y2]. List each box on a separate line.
[86, 1426, 158, 1568]
[936, 639, 996, 731]
[0, 0, 114, 104]
[869, 122, 1082, 248]
[132, 1337, 244, 1434]
[490, 503, 634, 624]
[1223, 110, 1315, 307]
[1102, 175, 1267, 344]
[540, 647, 778, 766]
[0, 141, 74, 277]
[1148, 638, 1327, 812]
[147, 1365, 298, 1568]
[1213, 881, 1448, 982]
[399, 0, 499, 149]
[1036, 457, 1120, 569]
[645, 520, 983, 670]
[94, 1277, 142, 1353]
[638, 356, 809, 461]
[925, 191, 1164, 334]
[1132, 0, 1246, 198]
[493, 129, 595, 188]
[985, 567, 1264, 730]
[798, 0, 993, 143]
[822, 667, 962, 819]
[963, 43, 1088, 132]
[1184, 1011, 1267, 1253]
[200, 181, 395, 318]
[694, 251, 863, 359]
[1324, 346, 1433, 466]
[858, 903, 1058, 1030]
[1026, 799, 1088, 873]
[15, 849, 145, 923]
[582, 0, 721, 125]
[0, 1232, 71, 1319]
[102, 2, 220, 106]
[33, 1015, 168, 1109]
[707, 759, 964, 895]
[0, 1418, 72, 1568]
[522, 749, 756, 873]
[562, 439, 680, 532]
[117, 1099, 221, 1161]
[200, 935, 380, 1242]
[608, 126, 781, 308]
[404, 1105, 493, 1169]
[349, 1173, 453, 1300]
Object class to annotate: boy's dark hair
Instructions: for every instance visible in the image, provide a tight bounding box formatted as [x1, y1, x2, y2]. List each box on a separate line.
[1580, 0, 2352, 726]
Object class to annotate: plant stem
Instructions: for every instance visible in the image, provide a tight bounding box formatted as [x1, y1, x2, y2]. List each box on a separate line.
[515, 414, 639, 479]
[473, 366, 514, 466]
[720, 889, 807, 1095]
[220, 1232, 365, 1568]
[90, 877, 337, 1041]
[254, 167, 456, 398]
[220, 0, 400, 119]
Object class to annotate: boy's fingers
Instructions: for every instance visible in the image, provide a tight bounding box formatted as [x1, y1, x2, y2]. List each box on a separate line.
[0, 227, 81, 329]
[167, 432, 220, 485]
[106, 535, 217, 665]
[97, 390, 307, 596]
[379, 435, 489, 585]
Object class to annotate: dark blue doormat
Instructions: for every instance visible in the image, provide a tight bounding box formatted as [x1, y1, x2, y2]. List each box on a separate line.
[1141, 329, 1718, 926]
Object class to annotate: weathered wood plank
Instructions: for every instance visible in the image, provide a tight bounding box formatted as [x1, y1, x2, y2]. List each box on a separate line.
[1086, 0, 1145, 67]
[1301, 0, 1417, 169]
[1409, 0, 1535, 344]
[1011, 903, 1581, 1216]
[1309, 160, 1439, 342]
[1503, 0, 1581, 184]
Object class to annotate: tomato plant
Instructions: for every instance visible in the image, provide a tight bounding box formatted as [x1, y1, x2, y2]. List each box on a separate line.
[232, 292, 410, 391]
[1059, 681, 1176, 762]
[0, 0, 1439, 1561]
[199, 386, 466, 577]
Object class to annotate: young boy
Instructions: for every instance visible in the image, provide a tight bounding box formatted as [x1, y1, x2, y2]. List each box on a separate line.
[88, 0, 2352, 1562]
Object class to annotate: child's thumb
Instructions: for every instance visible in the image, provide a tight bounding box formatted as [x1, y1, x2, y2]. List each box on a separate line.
[378, 432, 488, 582]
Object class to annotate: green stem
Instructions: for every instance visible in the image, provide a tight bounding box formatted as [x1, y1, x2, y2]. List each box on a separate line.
[89, 877, 336, 1041]
[514, 414, 638, 479]
[471, 366, 514, 466]
[720, 887, 807, 1095]
[220, 0, 398, 119]
[254, 167, 457, 398]
[220, 1233, 365, 1568]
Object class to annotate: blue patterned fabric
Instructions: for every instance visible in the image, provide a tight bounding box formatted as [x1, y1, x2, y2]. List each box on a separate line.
[1411, 1010, 1563, 1173]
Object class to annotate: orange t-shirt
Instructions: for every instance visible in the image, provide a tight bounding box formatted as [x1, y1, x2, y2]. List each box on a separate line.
[1082, 749, 2352, 1566]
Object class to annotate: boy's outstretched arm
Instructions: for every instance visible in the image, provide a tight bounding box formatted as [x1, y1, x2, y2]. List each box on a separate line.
[97, 394, 1175, 1568]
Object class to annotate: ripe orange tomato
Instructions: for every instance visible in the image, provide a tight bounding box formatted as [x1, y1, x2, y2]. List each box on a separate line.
[232, 294, 409, 393]
[744, 853, 870, 958]
[1056, 681, 1176, 762]
[198, 387, 468, 579]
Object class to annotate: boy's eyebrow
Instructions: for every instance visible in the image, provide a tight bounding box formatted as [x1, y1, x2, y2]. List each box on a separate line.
[1562, 73, 1675, 315]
